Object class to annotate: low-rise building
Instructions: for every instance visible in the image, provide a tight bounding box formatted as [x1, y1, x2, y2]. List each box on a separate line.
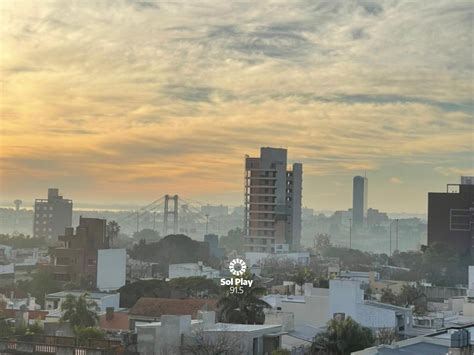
[354, 325, 473, 355]
[264, 279, 413, 336]
[45, 291, 120, 313]
[168, 262, 220, 279]
[245, 252, 310, 267]
[330, 279, 413, 334]
[137, 310, 283, 355]
[49, 217, 109, 286]
[129, 297, 218, 330]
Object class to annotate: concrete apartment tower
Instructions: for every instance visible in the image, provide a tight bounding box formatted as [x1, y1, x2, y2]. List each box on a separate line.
[50, 217, 108, 285]
[427, 177, 474, 256]
[33, 188, 73, 239]
[244, 147, 302, 253]
[352, 176, 368, 226]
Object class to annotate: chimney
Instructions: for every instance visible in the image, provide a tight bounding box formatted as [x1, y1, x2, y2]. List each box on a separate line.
[106, 307, 114, 321]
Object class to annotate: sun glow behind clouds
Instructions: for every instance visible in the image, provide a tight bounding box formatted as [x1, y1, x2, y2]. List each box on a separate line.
[0, 0, 472, 211]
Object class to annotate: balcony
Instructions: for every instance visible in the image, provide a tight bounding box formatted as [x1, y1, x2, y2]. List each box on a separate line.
[0, 335, 123, 354]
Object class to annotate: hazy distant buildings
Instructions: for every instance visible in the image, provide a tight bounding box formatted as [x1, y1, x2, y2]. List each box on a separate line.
[367, 208, 389, 226]
[33, 188, 72, 239]
[244, 147, 302, 253]
[352, 176, 368, 226]
[427, 177, 474, 255]
[200, 204, 229, 217]
[50, 217, 108, 286]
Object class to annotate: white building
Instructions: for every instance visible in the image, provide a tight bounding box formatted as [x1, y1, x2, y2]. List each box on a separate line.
[354, 325, 473, 354]
[96, 249, 126, 291]
[330, 279, 413, 333]
[45, 291, 120, 313]
[168, 262, 220, 279]
[264, 279, 413, 335]
[245, 252, 310, 267]
[137, 311, 283, 355]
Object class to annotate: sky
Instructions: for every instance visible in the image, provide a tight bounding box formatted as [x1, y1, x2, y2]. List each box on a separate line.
[0, 0, 473, 213]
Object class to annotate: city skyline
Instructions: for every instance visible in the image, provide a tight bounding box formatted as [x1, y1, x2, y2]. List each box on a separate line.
[1, 1, 473, 213]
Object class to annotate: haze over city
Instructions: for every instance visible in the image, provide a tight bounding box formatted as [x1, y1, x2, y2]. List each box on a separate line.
[1, 0, 472, 213]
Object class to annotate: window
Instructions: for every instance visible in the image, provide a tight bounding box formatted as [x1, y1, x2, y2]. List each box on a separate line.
[88, 259, 96, 266]
[450, 209, 471, 231]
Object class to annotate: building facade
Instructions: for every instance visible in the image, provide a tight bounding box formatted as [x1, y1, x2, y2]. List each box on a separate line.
[352, 176, 368, 226]
[427, 178, 474, 255]
[33, 188, 72, 239]
[244, 147, 302, 253]
[49, 217, 109, 286]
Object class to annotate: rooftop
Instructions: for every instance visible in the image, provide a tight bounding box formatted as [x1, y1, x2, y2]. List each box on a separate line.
[47, 291, 118, 299]
[129, 298, 218, 318]
[365, 300, 412, 312]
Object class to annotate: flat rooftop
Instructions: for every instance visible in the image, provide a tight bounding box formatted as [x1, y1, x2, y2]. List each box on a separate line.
[47, 291, 117, 299]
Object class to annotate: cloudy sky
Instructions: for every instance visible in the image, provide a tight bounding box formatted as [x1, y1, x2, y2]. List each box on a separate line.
[1, 0, 473, 213]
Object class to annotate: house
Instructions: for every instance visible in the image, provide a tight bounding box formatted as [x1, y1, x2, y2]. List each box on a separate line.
[168, 262, 220, 279]
[99, 307, 130, 332]
[330, 279, 413, 334]
[353, 325, 473, 354]
[263, 279, 413, 335]
[44, 291, 120, 313]
[245, 252, 310, 267]
[128, 297, 218, 330]
[137, 310, 283, 355]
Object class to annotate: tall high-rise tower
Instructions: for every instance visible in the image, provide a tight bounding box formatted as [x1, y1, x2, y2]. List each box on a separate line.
[244, 147, 302, 253]
[352, 176, 368, 226]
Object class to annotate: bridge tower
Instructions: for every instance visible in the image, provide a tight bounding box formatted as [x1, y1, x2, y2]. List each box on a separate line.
[163, 194, 179, 236]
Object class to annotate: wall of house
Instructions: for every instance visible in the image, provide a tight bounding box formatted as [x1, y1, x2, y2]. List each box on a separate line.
[356, 304, 396, 329]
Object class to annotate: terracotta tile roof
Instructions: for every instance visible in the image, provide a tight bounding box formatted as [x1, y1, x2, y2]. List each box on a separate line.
[129, 298, 218, 318]
[99, 312, 130, 331]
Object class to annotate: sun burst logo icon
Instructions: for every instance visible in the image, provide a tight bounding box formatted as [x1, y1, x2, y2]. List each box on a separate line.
[229, 258, 246, 276]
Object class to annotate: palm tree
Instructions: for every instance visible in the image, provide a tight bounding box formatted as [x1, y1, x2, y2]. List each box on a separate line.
[60, 293, 99, 330]
[218, 277, 270, 324]
[312, 317, 375, 355]
[106, 220, 120, 247]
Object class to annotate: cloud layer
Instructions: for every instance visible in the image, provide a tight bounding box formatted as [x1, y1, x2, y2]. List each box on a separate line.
[1, 0, 472, 211]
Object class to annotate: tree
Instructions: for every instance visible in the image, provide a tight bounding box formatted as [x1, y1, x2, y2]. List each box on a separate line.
[0, 318, 13, 338]
[60, 293, 99, 330]
[312, 317, 375, 355]
[398, 285, 427, 315]
[181, 326, 243, 355]
[106, 220, 120, 247]
[219, 228, 245, 254]
[16, 270, 60, 308]
[218, 275, 270, 324]
[261, 256, 296, 285]
[118, 279, 170, 308]
[315, 233, 332, 253]
[376, 327, 398, 345]
[292, 267, 315, 294]
[132, 228, 160, 243]
[380, 289, 398, 305]
[169, 277, 219, 298]
[129, 234, 210, 275]
[75, 326, 106, 346]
